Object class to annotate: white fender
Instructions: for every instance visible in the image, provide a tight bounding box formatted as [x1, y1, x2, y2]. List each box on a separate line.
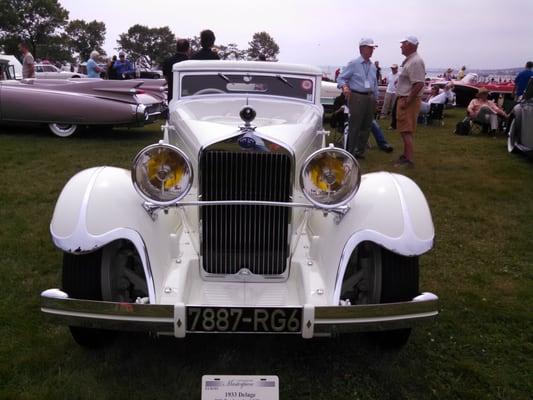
[50, 166, 183, 303]
[306, 172, 434, 304]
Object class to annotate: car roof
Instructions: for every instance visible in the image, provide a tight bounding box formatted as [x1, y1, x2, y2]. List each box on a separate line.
[173, 60, 322, 76]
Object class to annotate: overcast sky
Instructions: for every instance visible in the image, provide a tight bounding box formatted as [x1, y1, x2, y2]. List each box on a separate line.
[60, 0, 532, 70]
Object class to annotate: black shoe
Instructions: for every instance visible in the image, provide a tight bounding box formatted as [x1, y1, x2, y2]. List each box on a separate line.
[379, 144, 394, 153]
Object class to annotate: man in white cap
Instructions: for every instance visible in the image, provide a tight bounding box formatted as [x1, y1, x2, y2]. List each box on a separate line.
[380, 63, 399, 118]
[336, 38, 379, 159]
[395, 35, 425, 167]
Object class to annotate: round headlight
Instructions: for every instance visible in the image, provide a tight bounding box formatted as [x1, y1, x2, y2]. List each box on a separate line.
[300, 147, 361, 208]
[132, 143, 193, 205]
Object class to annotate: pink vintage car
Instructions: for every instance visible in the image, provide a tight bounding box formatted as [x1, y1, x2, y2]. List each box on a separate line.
[0, 59, 167, 137]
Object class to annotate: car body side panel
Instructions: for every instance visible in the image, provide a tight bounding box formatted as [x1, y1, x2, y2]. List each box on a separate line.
[1, 84, 138, 124]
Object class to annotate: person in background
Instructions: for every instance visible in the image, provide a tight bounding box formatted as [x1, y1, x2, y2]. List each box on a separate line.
[457, 65, 466, 80]
[114, 51, 134, 79]
[380, 63, 399, 118]
[163, 38, 190, 101]
[513, 61, 533, 100]
[86, 51, 102, 78]
[332, 93, 393, 153]
[374, 60, 382, 84]
[444, 67, 453, 81]
[336, 37, 379, 160]
[419, 82, 455, 114]
[106, 55, 117, 79]
[467, 87, 507, 134]
[191, 29, 220, 60]
[18, 42, 35, 78]
[394, 35, 425, 168]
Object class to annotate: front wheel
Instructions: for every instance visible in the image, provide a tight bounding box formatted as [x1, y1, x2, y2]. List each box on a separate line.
[62, 240, 148, 348]
[340, 242, 419, 348]
[62, 250, 116, 348]
[49, 123, 78, 138]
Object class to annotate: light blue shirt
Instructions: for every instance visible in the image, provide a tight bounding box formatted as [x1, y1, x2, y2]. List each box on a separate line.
[336, 56, 378, 97]
[86, 59, 100, 78]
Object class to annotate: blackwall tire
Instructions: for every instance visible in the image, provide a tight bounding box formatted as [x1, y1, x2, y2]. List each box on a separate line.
[373, 247, 419, 349]
[49, 123, 78, 138]
[62, 251, 116, 348]
[341, 242, 419, 349]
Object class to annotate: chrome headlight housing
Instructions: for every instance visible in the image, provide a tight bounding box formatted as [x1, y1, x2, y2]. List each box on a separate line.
[132, 143, 193, 205]
[300, 147, 361, 208]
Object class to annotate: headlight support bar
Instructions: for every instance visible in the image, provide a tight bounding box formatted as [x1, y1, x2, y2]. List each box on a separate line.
[142, 200, 350, 223]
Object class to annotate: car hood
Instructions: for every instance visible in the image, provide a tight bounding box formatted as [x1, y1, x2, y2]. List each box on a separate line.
[170, 96, 322, 149]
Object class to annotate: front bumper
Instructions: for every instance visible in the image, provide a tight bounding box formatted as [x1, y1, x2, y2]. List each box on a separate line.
[41, 289, 439, 338]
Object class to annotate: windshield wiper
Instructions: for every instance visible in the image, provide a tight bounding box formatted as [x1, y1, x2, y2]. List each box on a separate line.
[276, 75, 293, 88]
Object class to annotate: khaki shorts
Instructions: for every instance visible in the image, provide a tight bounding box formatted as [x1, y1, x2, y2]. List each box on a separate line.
[396, 97, 422, 133]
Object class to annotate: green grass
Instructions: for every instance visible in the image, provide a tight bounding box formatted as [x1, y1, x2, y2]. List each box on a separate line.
[0, 112, 532, 400]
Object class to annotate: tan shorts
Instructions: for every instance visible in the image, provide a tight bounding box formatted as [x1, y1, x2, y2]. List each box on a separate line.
[396, 97, 422, 133]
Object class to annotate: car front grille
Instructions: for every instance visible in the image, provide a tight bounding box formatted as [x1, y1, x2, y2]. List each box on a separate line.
[200, 150, 292, 276]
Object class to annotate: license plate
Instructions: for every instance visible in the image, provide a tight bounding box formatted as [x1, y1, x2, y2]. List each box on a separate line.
[186, 307, 302, 333]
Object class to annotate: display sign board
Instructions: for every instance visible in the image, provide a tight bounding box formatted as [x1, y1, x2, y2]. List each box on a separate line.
[201, 375, 279, 400]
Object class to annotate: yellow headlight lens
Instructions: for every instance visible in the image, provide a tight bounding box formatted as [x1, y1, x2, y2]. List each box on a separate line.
[132, 144, 193, 205]
[300, 147, 360, 208]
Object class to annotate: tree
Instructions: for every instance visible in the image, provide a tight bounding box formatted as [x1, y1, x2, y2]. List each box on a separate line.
[117, 24, 175, 68]
[247, 32, 279, 61]
[0, 0, 69, 58]
[218, 43, 246, 61]
[188, 36, 201, 53]
[65, 19, 106, 61]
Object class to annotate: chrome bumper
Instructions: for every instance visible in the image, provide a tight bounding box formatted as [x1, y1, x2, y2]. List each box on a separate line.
[41, 289, 439, 338]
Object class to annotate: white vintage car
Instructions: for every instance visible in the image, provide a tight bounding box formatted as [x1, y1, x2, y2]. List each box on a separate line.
[41, 60, 438, 349]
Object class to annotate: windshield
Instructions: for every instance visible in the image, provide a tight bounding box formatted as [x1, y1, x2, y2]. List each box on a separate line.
[180, 73, 316, 101]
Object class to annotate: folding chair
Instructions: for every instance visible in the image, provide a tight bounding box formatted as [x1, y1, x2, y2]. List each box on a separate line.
[425, 103, 445, 126]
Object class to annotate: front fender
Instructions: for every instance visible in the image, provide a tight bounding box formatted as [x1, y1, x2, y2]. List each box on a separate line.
[307, 172, 434, 304]
[50, 166, 184, 302]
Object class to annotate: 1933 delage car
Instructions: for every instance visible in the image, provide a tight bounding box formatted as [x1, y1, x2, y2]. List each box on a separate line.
[41, 61, 439, 349]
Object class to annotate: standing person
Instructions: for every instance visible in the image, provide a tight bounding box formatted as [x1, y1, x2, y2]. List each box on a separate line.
[394, 36, 425, 168]
[380, 63, 399, 118]
[336, 38, 379, 159]
[191, 29, 220, 60]
[18, 42, 35, 78]
[374, 60, 382, 83]
[163, 38, 190, 101]
[444, 67, 453, 81]
[106, 55, 117, 79]
[86, 51, 102, 78]
[114, 51, 134, 79]
[457, 65, 466, 80]
[513, 61, 533, 100]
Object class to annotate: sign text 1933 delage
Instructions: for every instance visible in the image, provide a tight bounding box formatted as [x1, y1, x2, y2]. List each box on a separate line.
[41, 61, 439, 349]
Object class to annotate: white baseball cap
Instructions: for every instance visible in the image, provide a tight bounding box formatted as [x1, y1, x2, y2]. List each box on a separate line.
[400, 36, 419, 45]
[359, 38, 378, 48]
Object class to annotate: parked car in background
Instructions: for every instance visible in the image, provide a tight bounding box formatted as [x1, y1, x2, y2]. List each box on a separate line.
[507, 78, 533, 155]
[0, 73, 166, 137]
[41, 60, 439, 350]
[35, 63, 86, 79]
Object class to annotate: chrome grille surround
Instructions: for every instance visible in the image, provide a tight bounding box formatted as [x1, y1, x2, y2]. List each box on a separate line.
[199, 134, 293, 280]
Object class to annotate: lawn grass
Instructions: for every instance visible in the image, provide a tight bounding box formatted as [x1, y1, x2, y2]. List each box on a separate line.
[0, 111, 532, 400]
